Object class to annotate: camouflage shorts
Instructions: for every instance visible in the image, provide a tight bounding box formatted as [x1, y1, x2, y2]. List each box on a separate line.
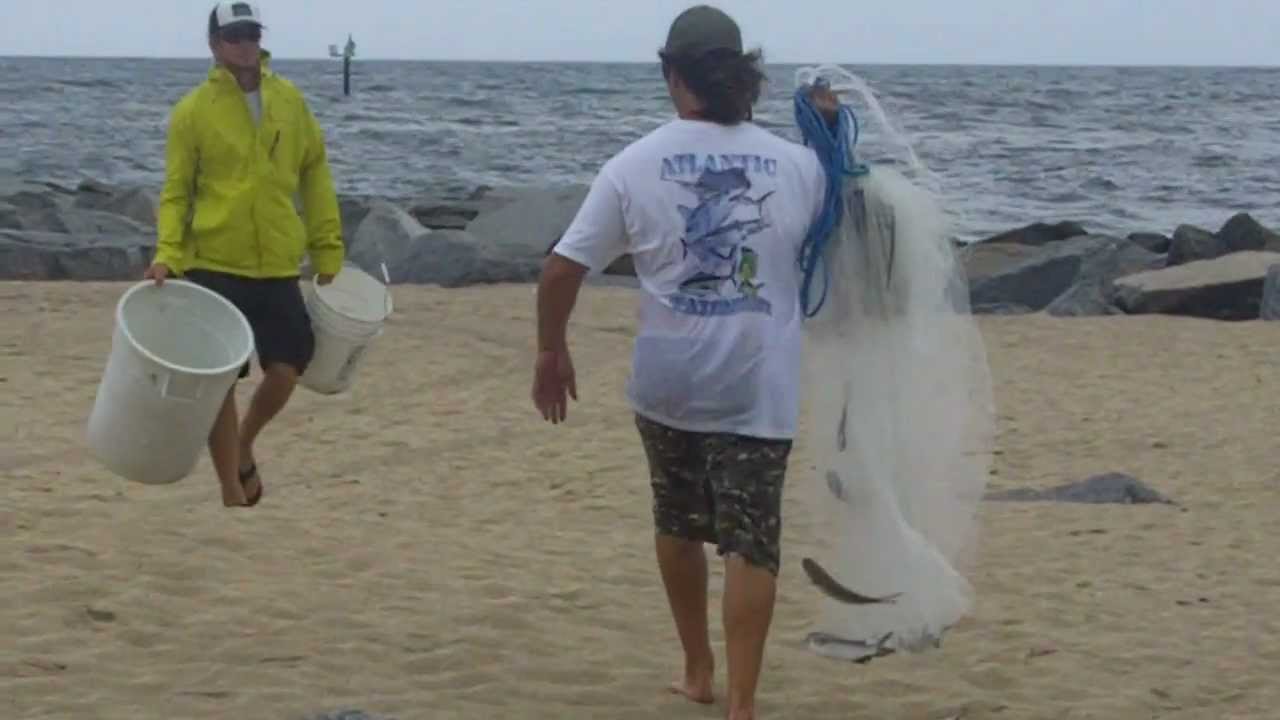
[634, 413, 792, 576]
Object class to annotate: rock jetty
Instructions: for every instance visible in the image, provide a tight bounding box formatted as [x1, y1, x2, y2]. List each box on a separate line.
[3, 176, 1278, 321]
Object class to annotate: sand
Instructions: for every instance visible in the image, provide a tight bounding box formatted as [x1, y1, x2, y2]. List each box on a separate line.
[3, 280, 1279, 720]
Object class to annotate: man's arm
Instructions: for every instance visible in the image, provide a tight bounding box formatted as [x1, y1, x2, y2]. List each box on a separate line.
[153, 104, 197, 271]
[298, 100, 344, 277]
[537, 254, 589, 352]
[538, 167, 629, 350]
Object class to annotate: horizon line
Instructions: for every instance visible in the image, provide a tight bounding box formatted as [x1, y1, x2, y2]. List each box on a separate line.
[1, 53, 1277, 70]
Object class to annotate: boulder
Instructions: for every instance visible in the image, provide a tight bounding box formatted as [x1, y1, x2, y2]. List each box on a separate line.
[0, 230, 151, 281]
[344, 200, 431, 282]
[968, 234, 1122, 314]
[1166, 224, 1222, 267]
[342, 201, 541, 287]
[466, 184, 589, 262]
[401, 185, 522, 231]
[1258, 264, 1280, 321]
[396, 229, 541, 287]
[2, 206, 153, 237]
[1127, 232, 1171, 254]
[1217, 212, 1280, 254]
[407, 203, 474, 230]
[958, 242, 1047, 287]
[1165, 214, 1280, 268]
[1045, 237, 1166, 317]
[336, 195, 374, 246]
[71, 183, 157, 228]
[1113, 250, 1280, 320]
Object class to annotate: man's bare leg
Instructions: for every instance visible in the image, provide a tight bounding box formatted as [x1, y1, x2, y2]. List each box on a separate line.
[237, 363, 299, 494]
[656, 534, 716, 704]
[723, 554, 777, 720]
[209, 387, 247, 507]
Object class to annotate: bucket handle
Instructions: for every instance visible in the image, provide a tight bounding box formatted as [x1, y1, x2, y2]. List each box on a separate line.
[152, 371, 204, 403]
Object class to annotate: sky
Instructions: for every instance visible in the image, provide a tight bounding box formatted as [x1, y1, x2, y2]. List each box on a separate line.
[4, 0, 1279, 66]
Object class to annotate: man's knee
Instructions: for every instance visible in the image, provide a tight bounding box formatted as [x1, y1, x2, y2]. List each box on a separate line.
[263, 362, 300, 380]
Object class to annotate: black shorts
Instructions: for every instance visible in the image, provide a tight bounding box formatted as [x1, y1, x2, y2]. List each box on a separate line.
[634, 413, 792, 576]
[183, 268, 315, 379]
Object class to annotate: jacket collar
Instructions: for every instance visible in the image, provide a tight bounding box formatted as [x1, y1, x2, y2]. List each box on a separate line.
[207, 49, 274, 86]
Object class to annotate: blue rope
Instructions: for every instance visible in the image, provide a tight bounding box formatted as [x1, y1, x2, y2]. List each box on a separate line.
[794, 81, 869, 318]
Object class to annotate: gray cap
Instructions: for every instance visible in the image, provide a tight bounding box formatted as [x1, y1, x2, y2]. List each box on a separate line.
[663, 5, 743, 56]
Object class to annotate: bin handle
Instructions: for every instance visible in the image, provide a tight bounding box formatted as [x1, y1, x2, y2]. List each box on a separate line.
[154, 371, 203, 402]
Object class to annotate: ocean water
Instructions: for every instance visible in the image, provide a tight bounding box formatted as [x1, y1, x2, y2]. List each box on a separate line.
[2, 56, 1278, 243]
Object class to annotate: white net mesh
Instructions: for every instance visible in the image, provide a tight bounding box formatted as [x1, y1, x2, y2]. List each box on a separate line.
[794, 65, 997, 662]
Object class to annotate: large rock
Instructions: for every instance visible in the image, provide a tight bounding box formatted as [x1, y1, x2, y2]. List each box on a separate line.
[1262, 265, 1280, 321]
[1165, 213, 1280, 267]
[1045, 237, 1166, 316]
[2, 205, 153, 237]
[1166, 224, 1226, 267]
[0, 230, 151, 281]
[344, 200, 431, 282]
[968, 234, 1128, 314]
[959, 242, 1046, 286]
[1114, 250, 1280, 320]
[71, 183, 157, 228]
[466, 185, 589, 261]
[1217, 212, 1280, 254]
[404, 185, 520, 230]
[396, 229, 541, 287]
[343, 201, 541, 287]
[1127, 232, 1171, 254]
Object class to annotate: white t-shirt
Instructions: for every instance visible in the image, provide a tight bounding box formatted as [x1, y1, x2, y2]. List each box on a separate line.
[553, 118, 827, 440]
[246, 89, 262, 125]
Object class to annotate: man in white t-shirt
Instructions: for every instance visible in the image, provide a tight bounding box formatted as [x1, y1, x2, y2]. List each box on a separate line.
[531, 6, 837, 719]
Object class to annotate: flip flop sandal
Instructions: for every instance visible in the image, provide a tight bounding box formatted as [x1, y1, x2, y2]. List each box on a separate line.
[239, 463, 263, 507]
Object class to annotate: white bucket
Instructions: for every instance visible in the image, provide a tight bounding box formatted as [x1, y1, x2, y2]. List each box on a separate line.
[87, 280, 255, 485]
[300, 264, 392, 395]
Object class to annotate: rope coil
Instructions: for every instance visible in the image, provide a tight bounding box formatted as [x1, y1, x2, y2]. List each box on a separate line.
[794, 80, 869, 318]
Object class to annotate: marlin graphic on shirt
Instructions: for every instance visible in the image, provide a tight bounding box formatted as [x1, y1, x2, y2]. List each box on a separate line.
[669, 166, 775, 296]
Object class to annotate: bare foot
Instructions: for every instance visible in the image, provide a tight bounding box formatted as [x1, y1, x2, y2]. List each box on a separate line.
[220, 480, 248, 508]
[669, 663, 714, 705]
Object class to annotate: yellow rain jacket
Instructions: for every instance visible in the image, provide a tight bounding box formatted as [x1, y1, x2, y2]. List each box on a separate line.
[154, 53, 344, 279]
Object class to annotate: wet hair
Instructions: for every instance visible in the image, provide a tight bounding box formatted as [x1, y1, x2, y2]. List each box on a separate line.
[659, 47, 767, 125]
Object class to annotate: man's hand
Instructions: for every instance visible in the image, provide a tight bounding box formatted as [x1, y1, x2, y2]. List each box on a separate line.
[144, 262, 171, 286]
[532, 347, 577, 424]
[808, 82, 841, 127]
[316, 273, 335, 286]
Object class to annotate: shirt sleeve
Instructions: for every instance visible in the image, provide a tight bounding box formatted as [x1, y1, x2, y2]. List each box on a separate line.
[154, 102, 196, 271]
[551, 165, 629, 274]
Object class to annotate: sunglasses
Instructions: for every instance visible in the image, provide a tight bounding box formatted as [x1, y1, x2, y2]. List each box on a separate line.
[220, 25, 262, 44]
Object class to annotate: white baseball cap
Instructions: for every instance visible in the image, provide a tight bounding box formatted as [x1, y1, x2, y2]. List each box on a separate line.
[211, 2, 263, 30]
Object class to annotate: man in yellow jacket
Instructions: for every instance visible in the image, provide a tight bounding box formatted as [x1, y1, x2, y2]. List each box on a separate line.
[145, 1, 345, 508]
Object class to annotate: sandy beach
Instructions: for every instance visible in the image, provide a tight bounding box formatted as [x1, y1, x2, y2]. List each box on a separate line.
[3, 279, 1279, 720]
